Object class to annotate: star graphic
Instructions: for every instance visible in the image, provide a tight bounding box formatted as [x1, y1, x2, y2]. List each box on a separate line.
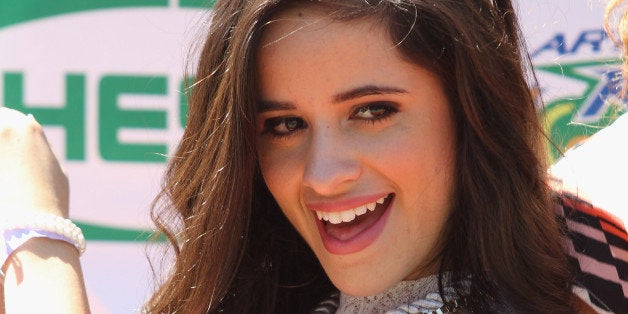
[536, 59, 626, 162]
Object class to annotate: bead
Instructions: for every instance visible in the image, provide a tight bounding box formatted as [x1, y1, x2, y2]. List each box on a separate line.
[0, 213, 86, 256]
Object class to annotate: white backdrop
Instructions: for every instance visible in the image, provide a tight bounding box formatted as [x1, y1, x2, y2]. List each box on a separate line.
[0, 0, 622, 312]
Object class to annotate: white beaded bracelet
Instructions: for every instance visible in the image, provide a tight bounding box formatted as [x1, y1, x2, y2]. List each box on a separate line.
[0, 213, 86, 257]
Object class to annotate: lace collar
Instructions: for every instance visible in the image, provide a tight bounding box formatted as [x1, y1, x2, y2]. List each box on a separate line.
[312, 274, 467, 314]
[338, 275, 442, 313]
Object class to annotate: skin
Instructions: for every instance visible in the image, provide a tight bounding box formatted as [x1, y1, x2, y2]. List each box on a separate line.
[255, 7, 457, 296]
[0, 107, 90, 313]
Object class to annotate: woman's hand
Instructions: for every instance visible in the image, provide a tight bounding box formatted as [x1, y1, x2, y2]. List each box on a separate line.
[0, 107, 69, 219]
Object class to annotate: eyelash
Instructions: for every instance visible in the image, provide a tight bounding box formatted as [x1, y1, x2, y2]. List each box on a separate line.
[350, 101, 398, 123]
[261, 116, 307, 140]
[261, 102, 398, 140]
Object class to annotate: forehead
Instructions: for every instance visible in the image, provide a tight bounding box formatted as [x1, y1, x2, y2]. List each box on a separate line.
[255, 6, 408, 97]
[257, 4, 388, 51]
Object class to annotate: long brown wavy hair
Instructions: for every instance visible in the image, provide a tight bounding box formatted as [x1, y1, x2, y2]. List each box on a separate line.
[145, 0, 575, 313]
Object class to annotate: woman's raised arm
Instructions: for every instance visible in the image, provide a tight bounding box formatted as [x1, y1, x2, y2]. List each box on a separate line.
[0, 107, 89, 313]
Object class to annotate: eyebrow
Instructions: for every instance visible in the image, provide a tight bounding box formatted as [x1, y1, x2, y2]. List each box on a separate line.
[333, 85, 407, 103]
[258, 100, 296, 113]
[257, 85, 407, 113]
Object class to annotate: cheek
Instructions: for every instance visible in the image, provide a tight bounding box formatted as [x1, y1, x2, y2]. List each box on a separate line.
[257, 146, 317, 242]
[257, 146, 302, 208]
[356, 125, 439, 174]
[366, 119, 456, 207]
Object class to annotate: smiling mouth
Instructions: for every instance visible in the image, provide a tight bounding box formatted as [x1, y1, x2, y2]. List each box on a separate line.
[315, 194, 393, 225]
[316, 193, 394, 245]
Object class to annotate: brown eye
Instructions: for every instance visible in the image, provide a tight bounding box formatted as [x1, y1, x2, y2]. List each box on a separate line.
[284, 117, 301, 132]
[262, 116, 307, 138]
[356, 106, 386, 118]
[351, 102, 398, 121]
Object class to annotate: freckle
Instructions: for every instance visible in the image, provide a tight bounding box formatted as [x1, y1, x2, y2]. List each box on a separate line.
[298, 12, 303, 17]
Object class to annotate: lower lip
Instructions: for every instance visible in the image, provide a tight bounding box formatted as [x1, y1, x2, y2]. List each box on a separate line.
[315, 197, 393, 255]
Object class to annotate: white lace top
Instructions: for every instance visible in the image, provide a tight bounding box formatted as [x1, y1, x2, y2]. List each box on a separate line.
[311, 274, 464, 314]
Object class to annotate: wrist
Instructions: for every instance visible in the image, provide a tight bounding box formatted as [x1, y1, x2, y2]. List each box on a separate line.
[1, 237, 90, 314]
[0, 213, 86, 272]
[1, 237, 80, 275]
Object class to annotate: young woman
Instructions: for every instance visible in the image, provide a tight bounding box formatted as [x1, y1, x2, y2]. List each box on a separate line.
[0, 0, 622, 313]
[145, 0, 584, 313]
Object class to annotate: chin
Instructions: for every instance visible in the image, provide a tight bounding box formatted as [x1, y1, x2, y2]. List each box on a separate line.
[333, 278, 399, 297]
[323, 263, 404, 297]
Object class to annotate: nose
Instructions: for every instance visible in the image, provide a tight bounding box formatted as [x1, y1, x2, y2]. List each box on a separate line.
[302, 130, 361, 195]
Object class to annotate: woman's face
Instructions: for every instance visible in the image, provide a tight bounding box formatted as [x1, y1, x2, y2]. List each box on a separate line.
[256, 7, 456, 296]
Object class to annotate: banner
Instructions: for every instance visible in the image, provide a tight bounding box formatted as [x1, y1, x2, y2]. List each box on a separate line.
[0, 0, 623, 312]
[523, 0, 625, 162]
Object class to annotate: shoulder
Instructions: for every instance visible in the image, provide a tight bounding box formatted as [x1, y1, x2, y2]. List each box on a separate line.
[549, 113, 628, 312]
[554, 194, 628, 313]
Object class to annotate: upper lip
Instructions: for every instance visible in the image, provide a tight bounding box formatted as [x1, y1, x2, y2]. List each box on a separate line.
[305, 193, 390, 213]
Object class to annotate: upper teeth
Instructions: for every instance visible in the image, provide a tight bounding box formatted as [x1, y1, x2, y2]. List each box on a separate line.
[316, 195, 387, 225]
